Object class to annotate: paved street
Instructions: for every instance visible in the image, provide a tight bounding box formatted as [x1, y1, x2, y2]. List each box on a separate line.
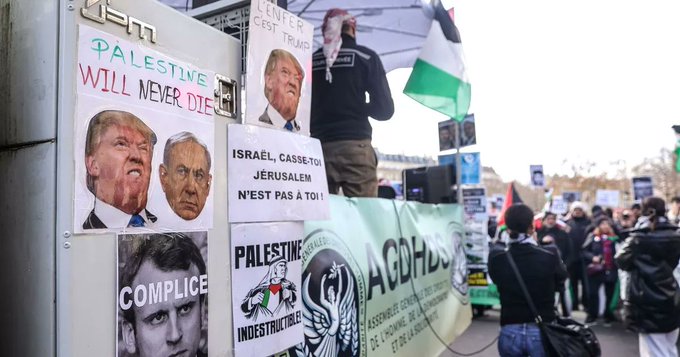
[441, 309, 664, 357]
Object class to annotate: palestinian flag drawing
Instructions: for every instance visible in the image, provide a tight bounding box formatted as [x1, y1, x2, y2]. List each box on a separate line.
[404, 0, 471, 122]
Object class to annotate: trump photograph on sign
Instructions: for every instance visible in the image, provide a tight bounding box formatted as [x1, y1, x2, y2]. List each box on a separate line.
[117, 232, 208, 357]
[259, 49, 304, 133]
[81, 110, 158, 230]
[75, 105, 215, 232]
[245, 2, 313, 135]
[74, 25, 216, 233]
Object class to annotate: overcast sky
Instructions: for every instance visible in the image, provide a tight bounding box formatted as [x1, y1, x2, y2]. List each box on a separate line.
[372, 0, 680, 185]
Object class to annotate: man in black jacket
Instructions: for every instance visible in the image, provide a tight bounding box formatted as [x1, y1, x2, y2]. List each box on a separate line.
[538, 211, 572, 316]
[615, 197, 680, 357]
[538, 212, 572, 264]
[311, 8, 394, 197]
[566, 201, 591, 310]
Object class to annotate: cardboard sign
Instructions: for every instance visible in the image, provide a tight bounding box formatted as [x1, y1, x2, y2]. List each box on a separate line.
[227, 124, 329, 223]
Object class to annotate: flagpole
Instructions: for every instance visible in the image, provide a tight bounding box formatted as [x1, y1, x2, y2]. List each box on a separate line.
[454, 119, 463, 204]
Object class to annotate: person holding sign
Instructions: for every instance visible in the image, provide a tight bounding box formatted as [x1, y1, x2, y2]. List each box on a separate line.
[160, 132, 212, 220]
[119, 233, 208, 357]
[259, 49, 303, 132]
[310, 8, 394, 197]
[83, 110, 157, 229]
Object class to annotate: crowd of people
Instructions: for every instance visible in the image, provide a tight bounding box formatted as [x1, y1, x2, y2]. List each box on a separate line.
[489, 196, 680, 356]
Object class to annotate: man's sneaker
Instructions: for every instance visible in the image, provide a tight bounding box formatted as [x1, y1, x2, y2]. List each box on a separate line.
[585, 316, 597, 325]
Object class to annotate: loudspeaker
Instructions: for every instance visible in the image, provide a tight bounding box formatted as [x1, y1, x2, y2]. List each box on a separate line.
[402, 165, 457, 204]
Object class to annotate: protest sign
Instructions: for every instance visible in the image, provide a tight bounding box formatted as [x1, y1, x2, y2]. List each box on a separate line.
[550, 195, 569, 215]
[562, 191, 581, 203]
[488, 194, 505, 217]
[596, 190, 620, 207]
[461, 188, 496, 306]
[529, 165, 545, 187]
[462, 188, 488, 266]
[74, 25, 215, 233]
[245, 0, 314, 135]
[459, 114, 476, 146]
[463, 188, 487, 219]
[117, 232, 208, 357]
[437, 120, 457, 151]
[438, 152, 481, 185]
[632, 176, 653, 201]
[294, 197, 471, 357]
[227, 124, 329, 222]
[230, 222, 304, 356]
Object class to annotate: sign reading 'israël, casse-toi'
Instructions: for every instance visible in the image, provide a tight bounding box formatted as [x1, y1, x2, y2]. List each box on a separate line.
[227, 124, 329, 223]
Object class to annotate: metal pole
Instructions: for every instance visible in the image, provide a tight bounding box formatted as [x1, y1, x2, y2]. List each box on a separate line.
[454, 119, 463, 204]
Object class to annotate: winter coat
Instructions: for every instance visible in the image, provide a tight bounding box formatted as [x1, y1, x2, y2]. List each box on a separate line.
[582, 232, 619, 282]
[566, 216, 591, 267]
[537, 225, 573, 266]
[488, 241, 568, 325]
[615, 218, 680, 333]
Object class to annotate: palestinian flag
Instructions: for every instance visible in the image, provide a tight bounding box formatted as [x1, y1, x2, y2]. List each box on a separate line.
[673, 125, 680, 172]
[403, 1, 471, 122]
[496, 182, 523, 232]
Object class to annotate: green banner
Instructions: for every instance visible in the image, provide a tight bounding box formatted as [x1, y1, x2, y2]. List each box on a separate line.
[295, 196, 471, 356]
[469, 284, 500, 306]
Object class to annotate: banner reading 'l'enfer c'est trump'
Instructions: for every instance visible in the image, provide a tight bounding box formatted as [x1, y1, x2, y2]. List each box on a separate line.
[291, 196, 471, 357]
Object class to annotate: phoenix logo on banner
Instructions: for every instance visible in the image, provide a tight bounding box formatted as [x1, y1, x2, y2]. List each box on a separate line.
[297, 230, 366, 357]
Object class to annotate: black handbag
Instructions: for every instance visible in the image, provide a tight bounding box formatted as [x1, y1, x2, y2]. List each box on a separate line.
[505, 248, 601, 357]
